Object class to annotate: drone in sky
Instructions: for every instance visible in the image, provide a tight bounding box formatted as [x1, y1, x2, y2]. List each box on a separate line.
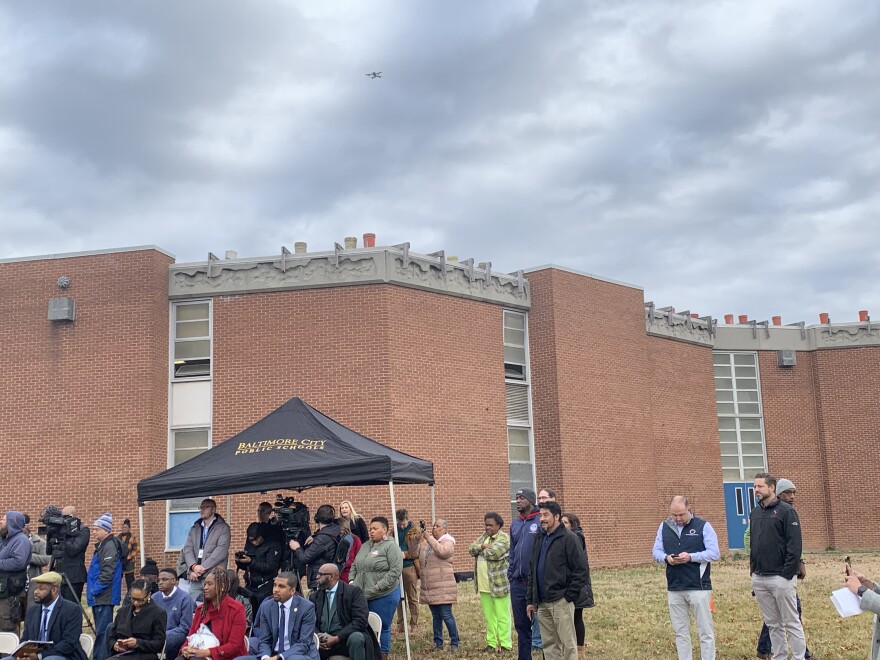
[365, 72, 382, 79]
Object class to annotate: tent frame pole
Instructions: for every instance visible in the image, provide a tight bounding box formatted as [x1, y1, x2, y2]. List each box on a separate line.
[137, 504, 146, 568]
[389, 479, 412, 660]
[430, 484, 435, 522]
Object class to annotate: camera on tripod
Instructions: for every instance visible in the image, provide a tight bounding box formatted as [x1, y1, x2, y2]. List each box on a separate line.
[272, 494, 310, 545]
[38, 505, 82, 556]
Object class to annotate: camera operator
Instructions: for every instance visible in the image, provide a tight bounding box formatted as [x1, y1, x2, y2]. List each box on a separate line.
[0, 510, 32, 632]
[235, 522, 281, 613]
[289, 505, 340, 591]
[50, 506, 91, 604]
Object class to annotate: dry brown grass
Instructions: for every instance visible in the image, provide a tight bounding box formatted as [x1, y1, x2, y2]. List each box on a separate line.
[390, 551, 880, 658]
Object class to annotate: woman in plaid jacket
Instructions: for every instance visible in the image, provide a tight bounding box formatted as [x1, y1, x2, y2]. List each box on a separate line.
[468, 512, 512, 653]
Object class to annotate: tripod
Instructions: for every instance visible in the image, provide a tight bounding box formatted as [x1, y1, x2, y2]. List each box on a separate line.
[49, 555, 96, 636]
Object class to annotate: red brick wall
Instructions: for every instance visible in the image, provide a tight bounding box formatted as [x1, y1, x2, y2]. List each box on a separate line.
[813, 347, 880, 549]
[181, 284, 508, 573]
[527, 269, 659, 566]
[0, 249, 172, 565]
[758, 350, 830, 550]
[647, 337, 728, 551]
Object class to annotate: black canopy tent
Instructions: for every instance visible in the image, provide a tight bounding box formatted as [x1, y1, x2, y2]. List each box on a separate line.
[136, 397, 434, 660]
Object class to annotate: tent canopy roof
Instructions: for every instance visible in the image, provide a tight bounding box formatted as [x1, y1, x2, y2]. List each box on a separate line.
[137, 397, 434, 503]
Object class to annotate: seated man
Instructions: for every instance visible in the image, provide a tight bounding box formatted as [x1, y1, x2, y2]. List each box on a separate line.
[154, 568, 195, 660]
[20, 572, 87, 660]
[235, 572, 318, 660]
[310, 564, 380, 660]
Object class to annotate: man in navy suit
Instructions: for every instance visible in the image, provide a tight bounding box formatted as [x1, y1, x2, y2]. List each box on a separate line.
[235, 572, 318, 660]
[19, 572, 87, 660]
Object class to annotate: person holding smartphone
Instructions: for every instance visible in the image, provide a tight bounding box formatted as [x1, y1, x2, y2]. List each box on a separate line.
[652, 495, 720, 660]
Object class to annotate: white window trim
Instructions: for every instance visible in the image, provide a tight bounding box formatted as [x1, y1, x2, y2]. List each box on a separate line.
[170, 300, 214, 382]
[505, 310, 536, 501]
[714, 351, 768, 482]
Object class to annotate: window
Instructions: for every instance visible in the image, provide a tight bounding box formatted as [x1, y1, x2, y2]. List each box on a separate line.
[504, 311, 527, 380]
[714, 352, 767, 481]
[168, 427, 210, 548]
[504, 310, 535, 512]
[173, 302, 211, 378]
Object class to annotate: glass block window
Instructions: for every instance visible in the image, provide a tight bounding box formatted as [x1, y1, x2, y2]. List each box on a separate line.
[714, 352, 767, 481]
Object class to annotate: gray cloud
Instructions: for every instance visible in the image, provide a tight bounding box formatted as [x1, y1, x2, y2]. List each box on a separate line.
[1, 0, 879, 324]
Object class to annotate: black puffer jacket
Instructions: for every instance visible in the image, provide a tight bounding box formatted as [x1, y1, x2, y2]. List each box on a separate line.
[294, 522, 340, 589]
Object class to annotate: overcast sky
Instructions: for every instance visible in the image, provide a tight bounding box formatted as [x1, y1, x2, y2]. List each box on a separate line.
[2, 1, 878, 323]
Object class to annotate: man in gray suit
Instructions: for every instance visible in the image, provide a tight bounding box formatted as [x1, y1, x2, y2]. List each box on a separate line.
[235, 572, 318, 660]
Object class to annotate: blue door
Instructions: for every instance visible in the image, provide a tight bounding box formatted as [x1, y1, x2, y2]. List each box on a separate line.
[723, 482, 757, 549]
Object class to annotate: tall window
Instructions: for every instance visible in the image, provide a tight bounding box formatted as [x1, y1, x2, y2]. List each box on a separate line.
[168, 427, 211, 548]
[505, 310, 535, 510]
[173, 302, 211, 378]
[713, 352, 767, 481]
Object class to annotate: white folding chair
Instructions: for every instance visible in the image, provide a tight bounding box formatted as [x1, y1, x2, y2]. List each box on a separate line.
[367, 612, 381, 643]
[0, 632, 19, 655]
[79, 633, 94, 659]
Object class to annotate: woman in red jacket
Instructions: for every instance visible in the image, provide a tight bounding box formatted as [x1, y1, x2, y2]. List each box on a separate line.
[178, 568, 247, 660]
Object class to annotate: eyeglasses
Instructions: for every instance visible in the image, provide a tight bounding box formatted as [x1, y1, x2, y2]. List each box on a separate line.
[131, 596, 149, 603]
[199, 505, 214, 510]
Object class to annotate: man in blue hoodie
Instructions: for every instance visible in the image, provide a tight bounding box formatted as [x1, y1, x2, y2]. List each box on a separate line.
[0, 510, 33, 631]
[508, 489, 541, 660]
[86, 513, 122, 660]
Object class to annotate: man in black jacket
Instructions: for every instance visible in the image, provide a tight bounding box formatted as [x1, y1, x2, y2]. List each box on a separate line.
[236, 523, 282, 612]
[310, 563, 379, 660]
[750, 472, 806, 660]
[21, 571, 87, 660]
[526, 502, 587, 660]
[51, 506, 90, 604]
[289, 506, 340, 591]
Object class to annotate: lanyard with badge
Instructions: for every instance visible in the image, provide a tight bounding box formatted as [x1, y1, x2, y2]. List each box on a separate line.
[198, 519, 214, 563]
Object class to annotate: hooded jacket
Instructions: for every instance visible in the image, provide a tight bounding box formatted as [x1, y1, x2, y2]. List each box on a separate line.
[0, 511, 32, 596]
[87, 534, 123, 606]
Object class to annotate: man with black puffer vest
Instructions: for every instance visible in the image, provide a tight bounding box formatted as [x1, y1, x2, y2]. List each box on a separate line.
[652, 496, 720, 660]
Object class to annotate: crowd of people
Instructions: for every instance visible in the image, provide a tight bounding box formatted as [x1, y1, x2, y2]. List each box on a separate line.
[9, 473, 879, 660]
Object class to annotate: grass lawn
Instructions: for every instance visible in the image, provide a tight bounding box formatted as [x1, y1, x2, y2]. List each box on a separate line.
[390, 551, 880, 658]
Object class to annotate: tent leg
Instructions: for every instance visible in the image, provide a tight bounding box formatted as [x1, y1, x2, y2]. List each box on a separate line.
[389, 480, 411, 660]
[430, 484, 436, 522]
[137, 504, 146, 568]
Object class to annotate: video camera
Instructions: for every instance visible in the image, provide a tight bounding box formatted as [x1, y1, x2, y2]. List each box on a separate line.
[272, 494, 310, 545]
[38, 505, 82, 556]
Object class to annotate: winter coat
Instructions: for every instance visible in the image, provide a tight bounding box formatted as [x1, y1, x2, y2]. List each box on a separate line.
[180, 515, 231, 581]
[27, 533, 51, 600]
[118, 531, 140, 573]
[570, 527, 594, 608]
[106, 598, 167, 660]
[349, 538, 402, 600]
[336, 533, 362, 583]
[87, 534, 123, 606]
[419, 533, 457, 606]
[468, 531, 510, 598]
[0, 511, 32, 596]
[294, 522, 341, 590]
[508, 509, 541, 582]
[346, 517, 369, 544]
[236, 536, 283, 601]
[526, 524, 587, 606]
[186, 595, 248, 660]
[859, 585, 880, 660]
[53, 525, 90, 585]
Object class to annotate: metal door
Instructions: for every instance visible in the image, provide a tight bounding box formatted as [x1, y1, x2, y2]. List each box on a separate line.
[724, 482, 757, 549]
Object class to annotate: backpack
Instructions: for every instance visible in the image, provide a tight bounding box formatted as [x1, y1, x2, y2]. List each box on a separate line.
[334, 533, 354, 571]
[114, 536, 129, 563]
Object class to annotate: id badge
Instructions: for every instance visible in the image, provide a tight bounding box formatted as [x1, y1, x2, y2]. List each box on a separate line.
[198, 549, 204, 559]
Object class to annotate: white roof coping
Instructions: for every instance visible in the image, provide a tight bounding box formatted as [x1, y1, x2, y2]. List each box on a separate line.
[521, 263, 643, 291]
[0, 245, 176, 264]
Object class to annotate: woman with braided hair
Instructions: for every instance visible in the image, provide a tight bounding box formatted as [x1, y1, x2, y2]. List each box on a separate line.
[178, 567, 247, 660]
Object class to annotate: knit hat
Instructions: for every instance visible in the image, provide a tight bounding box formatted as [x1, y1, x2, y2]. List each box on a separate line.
[32, 572, 63, 586]
[93, 512, 113, 532]
[140, 558, 159, 577]
[515, 488, 537, 506]
[776, 478, 796, 495]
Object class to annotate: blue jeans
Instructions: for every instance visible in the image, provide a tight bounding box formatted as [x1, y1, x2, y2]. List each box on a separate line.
[92, 604, 115, 660]
[510, 580, 532, 660]
[429, 604, 460, 649]
[368, 586, 400, 653]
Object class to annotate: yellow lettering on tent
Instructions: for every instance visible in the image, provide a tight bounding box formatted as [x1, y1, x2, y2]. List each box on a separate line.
[235, 438, 327, 455]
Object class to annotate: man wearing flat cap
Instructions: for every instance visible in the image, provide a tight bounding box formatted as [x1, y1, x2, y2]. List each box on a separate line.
[21, 572, 87, 660]
[508, 488, 541, 660]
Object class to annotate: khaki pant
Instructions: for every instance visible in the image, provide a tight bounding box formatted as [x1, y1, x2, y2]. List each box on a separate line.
[667, 590, 715, 660]
[536, 598, 577, 660]
[395, 565, 419, 627]
[751, 574, 806, 660]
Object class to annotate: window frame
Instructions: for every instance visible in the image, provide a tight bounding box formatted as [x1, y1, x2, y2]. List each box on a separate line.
[170, 300, 213, 381]
[165, 426, 212, 550]
[504, 310, 536, 508]
[714, 351, 768, 482]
